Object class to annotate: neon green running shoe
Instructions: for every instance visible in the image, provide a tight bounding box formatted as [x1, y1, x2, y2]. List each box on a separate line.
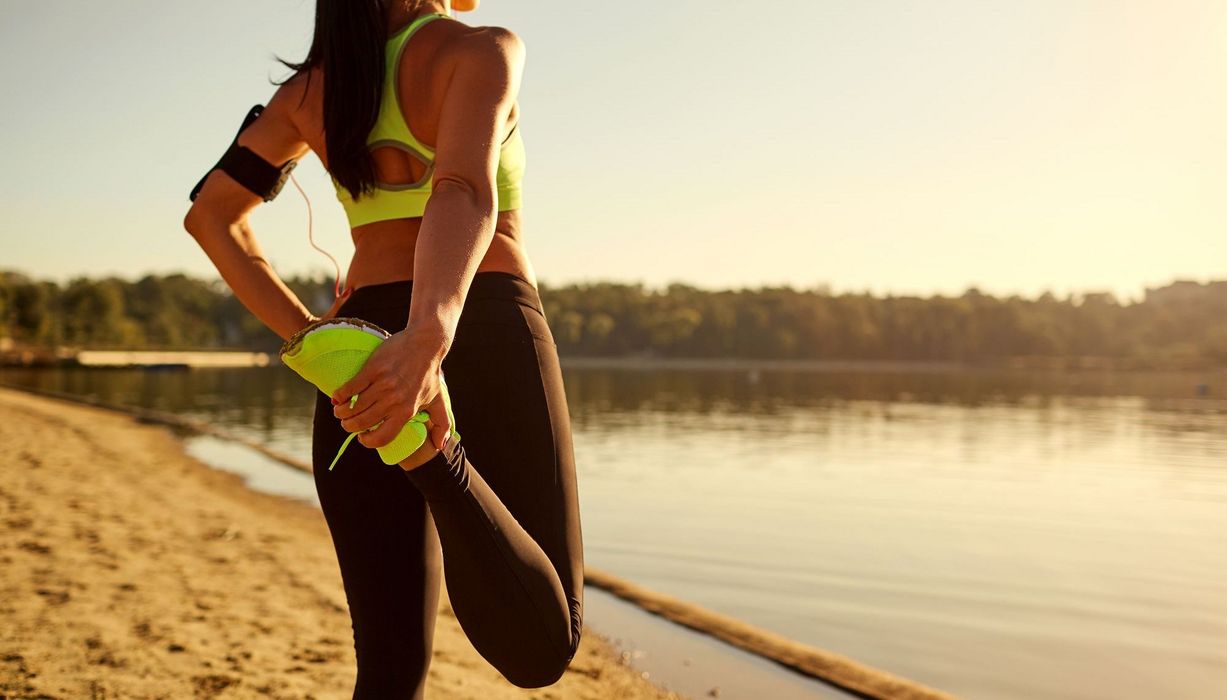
[279, 317, 460, 470]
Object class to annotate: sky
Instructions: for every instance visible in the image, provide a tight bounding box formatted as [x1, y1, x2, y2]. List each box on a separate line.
[1, 0, 1224, 300]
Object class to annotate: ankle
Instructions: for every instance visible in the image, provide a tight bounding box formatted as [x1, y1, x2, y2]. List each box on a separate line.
[399, 439, 442, 472]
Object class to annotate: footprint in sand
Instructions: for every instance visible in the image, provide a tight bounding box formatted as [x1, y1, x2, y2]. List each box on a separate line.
[84, 636, 125, 668]
[192, 674, 237, 698]
[36, 588, 70, 605]
[293, 647, 342, 664]
[74, 524, 101, 545]
[0, 652, 36, 692]
[18, 540, 51, 556]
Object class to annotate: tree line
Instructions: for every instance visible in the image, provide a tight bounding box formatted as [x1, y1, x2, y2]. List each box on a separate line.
[1, 269, 1224, 368]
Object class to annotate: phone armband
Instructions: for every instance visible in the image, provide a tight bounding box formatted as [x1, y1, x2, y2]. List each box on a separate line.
[189, 104, 297, 203]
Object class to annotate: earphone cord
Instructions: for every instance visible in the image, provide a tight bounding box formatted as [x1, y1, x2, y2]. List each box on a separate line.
[288, 171, 344, 300]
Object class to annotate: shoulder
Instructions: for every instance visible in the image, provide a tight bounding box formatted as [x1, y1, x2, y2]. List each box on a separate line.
[264, 66, 318, 121]
[255, 66, 323, 146]
[438, 23, 525, 84]
[466, 24, 525, 61]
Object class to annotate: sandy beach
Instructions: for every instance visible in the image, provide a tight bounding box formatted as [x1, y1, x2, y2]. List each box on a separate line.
[0, 387, 680, 699]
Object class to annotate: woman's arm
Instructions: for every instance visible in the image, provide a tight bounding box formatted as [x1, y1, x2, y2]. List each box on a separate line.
[330, 27, 526, 450]
[406, 26, 526, 352]
[182, 82, 315, 342]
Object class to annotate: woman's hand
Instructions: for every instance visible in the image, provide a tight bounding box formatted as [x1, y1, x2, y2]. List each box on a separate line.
[329, 323, 454, 451]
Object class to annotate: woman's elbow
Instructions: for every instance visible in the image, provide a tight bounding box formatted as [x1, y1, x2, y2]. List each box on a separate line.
[433, 174, 496, 213]
[183, 203, 209, 238]
[183, 203, 239, 243]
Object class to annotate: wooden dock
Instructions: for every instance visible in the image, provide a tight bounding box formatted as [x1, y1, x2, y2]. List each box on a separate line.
[73, 350, 272, 368]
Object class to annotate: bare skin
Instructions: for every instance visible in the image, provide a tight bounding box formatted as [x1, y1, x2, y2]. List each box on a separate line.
[184, 0, 527, 471]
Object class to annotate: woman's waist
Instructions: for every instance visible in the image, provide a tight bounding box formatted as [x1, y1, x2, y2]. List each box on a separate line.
[346, 225, 532, 289]
[337, 270, 550, 345]
[341, 270, 543, 316]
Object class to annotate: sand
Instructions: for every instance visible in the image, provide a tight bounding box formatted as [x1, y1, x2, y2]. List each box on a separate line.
[0, 387, 681, 700]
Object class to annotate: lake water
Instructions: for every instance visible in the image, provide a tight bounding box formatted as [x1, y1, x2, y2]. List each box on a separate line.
[4, 364, 1225, 700]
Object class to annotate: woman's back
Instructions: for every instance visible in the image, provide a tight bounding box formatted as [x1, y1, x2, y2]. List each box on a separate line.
[281, 11, 534, 291]
[333, 12, 524, 229]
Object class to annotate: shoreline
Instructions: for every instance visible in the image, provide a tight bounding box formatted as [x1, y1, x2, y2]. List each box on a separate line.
[0, 385, 952, 699]
[0, 387, 679, 699]
[3, 348, 1225, 375]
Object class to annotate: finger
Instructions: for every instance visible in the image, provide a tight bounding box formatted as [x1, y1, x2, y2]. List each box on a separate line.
[340, 396, 393, 433]
[425, 393, 452, 449]
[430, 422, 451, 450]
[357, 413, 404, 449]
[332, 370, 376, 406]
[334, 387, 379, 420]
[420, 416, 446, 451]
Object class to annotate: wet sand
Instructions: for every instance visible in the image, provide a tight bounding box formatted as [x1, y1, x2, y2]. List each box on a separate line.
[0, 387, 680, 699]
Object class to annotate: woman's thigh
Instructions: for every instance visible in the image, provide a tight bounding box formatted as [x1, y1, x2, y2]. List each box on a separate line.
[443, 298, 585, 614]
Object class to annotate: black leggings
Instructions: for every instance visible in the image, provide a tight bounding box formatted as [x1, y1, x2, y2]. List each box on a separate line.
[310, 271, 584, 697]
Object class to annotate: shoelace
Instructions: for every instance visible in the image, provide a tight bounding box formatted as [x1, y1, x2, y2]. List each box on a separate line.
[328, 431, 362, 471]
[327, 394, 434, 471]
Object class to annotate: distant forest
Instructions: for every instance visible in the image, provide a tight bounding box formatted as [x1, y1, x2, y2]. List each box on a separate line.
[1, 270, 1225, 369]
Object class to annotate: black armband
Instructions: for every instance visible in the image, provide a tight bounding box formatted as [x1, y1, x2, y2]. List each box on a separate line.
[188, 104, 297, 203]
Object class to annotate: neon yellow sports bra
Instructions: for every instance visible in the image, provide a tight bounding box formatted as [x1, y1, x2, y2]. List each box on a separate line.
[333, 12, 525, 228]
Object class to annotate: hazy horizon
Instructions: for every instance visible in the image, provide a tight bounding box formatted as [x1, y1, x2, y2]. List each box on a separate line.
[2, 1, 1224, 300]
[0, 264, 1218, 306]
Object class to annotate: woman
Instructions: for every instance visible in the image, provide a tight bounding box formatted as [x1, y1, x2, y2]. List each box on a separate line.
[182, 1, 584, 696]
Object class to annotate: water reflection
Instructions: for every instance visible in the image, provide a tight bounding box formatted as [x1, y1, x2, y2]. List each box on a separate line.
[2, 364, 1225, 699]
[3, 364, 1221, 427]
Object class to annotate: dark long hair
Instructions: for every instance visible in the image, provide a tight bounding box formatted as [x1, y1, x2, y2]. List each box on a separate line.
[275, 0, 388, 201]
